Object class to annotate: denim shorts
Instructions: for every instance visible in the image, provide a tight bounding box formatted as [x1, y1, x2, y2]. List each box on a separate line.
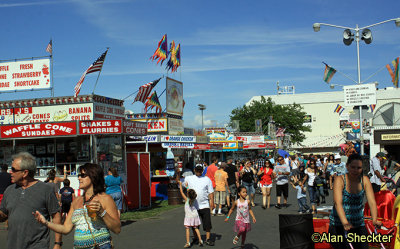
[109, 191, 123, 210]
[242, 182, 255, 195]
[99, 242, 113, 249]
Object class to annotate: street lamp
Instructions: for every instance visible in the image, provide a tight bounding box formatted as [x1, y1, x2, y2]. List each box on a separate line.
[313, 18, 400, 155]
[198, 104, 206, 130]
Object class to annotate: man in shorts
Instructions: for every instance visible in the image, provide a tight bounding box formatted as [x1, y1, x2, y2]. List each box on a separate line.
[274, 156, 291, 209]
[214, 162, 229, 216]
[225, 157, 239, 207]
[183, 165, 215, 246]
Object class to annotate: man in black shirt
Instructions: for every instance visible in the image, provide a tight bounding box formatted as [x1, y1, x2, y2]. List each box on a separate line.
[225, 157, 239, 207]
[0, 164, 11, 204]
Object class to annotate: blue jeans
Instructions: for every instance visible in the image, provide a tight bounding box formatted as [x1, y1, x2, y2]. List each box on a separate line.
[297, 197, 310, 212]
[109, 191, 123, 210]
[99, 242, 113, 249]
[308, 185, 317, 205]
[242, 181, 255, 195]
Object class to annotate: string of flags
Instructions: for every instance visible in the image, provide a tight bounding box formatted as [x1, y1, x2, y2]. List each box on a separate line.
[305, 134, 345, 148]
[334, 104, 344, 115]
[151, 34, 181, 72]
[386, 57, 399, 88]
[369, 104, 376, 112]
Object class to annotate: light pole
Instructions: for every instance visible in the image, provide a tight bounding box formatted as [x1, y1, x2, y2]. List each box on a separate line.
[313, 18, 400, 155]
[198, 104, 206, 130]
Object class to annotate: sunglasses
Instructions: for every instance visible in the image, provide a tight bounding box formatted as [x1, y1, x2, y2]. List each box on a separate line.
[78, 173, 88, 178]
[11, 167, 24, 172]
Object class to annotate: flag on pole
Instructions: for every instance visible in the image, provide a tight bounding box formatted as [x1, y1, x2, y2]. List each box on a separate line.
[133, 78, 161, 103]
[174, 43, 181, 72]
[334, 104, 344, 115]
[323, 62, 337, 83]
[369, 104, 376, 112]
[386, 57, 399, 87]
[276, 127, 286, 137]
[150, 34, 168, 65]
[166, 41, 177, 72]
[144, 91, 162, 113]
[46, 40, 52, 54]
[74, 50, 108, 97]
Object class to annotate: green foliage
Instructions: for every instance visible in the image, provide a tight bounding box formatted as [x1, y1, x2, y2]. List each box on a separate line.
[229, 96, 311, 144]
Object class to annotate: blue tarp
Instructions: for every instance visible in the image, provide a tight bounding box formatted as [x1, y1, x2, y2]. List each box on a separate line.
[278, 149, 289, 158]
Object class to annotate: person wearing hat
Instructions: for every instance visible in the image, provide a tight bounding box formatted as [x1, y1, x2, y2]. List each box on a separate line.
[369, 152, 386, 193]
[181, 164, 215, 246]
[332, 154, 347, 179]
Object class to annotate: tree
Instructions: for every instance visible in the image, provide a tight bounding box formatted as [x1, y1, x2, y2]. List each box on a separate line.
[229, 96, 311, 145]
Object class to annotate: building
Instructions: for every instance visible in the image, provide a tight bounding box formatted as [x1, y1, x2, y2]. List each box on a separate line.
[247, 87, 400, 156]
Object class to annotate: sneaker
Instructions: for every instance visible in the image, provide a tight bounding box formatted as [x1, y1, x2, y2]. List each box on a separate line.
[206, 239, 214, 246]
[184, 242, 191, 248]
[262, 205, 266, 210]
[298, 211, 303, 214]
[199, 240, 204, 247]
[275, 204, 281, 209]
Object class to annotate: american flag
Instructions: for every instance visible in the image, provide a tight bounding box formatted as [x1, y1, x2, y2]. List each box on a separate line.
[74, 50, 108, 97]
[133, 78, 161, 103]
[46, 40, 52, 54]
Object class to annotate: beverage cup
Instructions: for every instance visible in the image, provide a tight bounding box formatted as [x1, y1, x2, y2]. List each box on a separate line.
[87, 204, 97, 221]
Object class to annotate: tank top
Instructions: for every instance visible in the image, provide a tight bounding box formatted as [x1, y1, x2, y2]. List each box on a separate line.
[71, 206, 112, 249]
[235, 199, 250, 224]
[260, 168, 273, 185]
[329, 175, 365, 227]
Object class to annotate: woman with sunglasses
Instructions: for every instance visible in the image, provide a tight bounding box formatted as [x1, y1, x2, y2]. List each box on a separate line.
[302, 159, 318, 214]
[34, 163, 121, 249]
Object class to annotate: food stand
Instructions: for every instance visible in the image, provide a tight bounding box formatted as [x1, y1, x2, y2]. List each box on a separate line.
[0, 95, 148, 207]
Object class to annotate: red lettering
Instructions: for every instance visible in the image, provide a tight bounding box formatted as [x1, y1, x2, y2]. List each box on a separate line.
[20, 64, 33, 70]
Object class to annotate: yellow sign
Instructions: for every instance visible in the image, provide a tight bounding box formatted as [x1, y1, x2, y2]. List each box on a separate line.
[381, 134, 400, 141]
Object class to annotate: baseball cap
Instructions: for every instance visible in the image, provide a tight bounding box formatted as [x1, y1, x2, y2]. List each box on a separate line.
[334, 154, 341, 160]
[377, 152, 385, 158]
[195, 164, 203, 170]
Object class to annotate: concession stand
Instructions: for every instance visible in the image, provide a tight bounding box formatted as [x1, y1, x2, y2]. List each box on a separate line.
[0, 95, 150, 209]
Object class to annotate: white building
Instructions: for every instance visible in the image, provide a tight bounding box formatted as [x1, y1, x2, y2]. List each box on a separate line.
[247, 87, 400, 156]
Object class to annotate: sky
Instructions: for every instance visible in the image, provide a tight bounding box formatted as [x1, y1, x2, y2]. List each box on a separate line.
[0, 0, 400, 129]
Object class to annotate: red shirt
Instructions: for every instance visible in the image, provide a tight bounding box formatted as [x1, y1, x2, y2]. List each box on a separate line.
[260, 167, 274, 186]
[205, 163, 218, 188]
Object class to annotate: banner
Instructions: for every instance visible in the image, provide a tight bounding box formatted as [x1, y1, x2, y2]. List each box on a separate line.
[79, 120, 121, 135]
[123, 120, 147, 136]
[135, 118, 168, 132]
[0, 122, 77, 138]
[0, 59, 51, 92]
[166, 77, 183, 116]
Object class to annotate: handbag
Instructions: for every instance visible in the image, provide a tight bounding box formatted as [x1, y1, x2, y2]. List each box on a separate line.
[82, 205, 115, 249]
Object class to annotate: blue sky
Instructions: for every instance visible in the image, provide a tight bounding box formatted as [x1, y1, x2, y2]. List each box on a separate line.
[0, 0, 400, 129]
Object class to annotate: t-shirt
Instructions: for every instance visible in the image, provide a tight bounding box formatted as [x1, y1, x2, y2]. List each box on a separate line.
[225, 163, 238, 185]
[0, 172, 12, 194]
[274, 163, 291, 185]
[214, 169, 228, 191]
[305, 169, 316, 186]
[205, 163, 218, 188]
[60, 186, 74, 203]
[296, 185, 307, 199]
[0, 181, 60, 249]
[183, 175, 214, 210]
[370, 157, 383, 185]
[333, 162, 347, 176]
[105, 175, 123, 194]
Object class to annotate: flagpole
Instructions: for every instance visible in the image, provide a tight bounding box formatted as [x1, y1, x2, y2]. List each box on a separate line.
[361, 64, 388, 84]
[123, 90, 139, 101]
[92, 47, 109, 95]
[323, 62, 358, 84]
[51, 38, 54, 97]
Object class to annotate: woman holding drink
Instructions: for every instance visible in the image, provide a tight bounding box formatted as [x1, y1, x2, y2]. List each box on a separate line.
[34, 163, 121, 249]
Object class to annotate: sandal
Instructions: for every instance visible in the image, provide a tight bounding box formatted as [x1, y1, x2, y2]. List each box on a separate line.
[184, 242, 191, 248]
[233, 236, 240, 245]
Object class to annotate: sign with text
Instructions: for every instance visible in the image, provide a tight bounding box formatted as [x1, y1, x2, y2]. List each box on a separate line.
[123, 120, 147, 136]
[13, 103, 94, 124]
[161, 135, 196, 143]
[0, 58, 51, 92]
[193, 144, 223, 150]
[168, 118, 184, 135]
[135, 119, 168, 132]
[236, 135, 265, 144]
[94, 103, 125, 120]
[79, 120, 121, 135]
[161, 143, 194, 149]
[243, 143, 266, 149]
[344, 84, 376, 106]
[0, 108, 14, 125]
[0, 122, 77, 138]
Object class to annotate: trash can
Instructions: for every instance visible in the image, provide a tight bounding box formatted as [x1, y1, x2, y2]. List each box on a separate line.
[167, 181, 182, 205]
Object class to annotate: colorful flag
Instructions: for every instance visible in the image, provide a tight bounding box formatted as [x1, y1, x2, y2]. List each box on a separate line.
[174, 43, 181, 72]
[323, 62, 337, 83]
[133, 78, 161, 103]
[166, 41, 180, 72]
[370, 104, 376, 112]
[46, 40, 52, 54]
[386, 57, 399, 87]
[150, 34, 168, 65]
[144, 91, 162, 113]
[74, 50, 108, 97]
[334, 104, 344, 114]
[276, 127, 285, 137]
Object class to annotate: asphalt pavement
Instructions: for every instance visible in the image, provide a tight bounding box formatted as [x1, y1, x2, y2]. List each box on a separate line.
[0, 186, 334, 249]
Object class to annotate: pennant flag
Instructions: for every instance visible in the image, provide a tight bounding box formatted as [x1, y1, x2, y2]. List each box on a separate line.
[323, 62, 337, 83]
[133, 78, 161, 103]
[166, 40, 176, 72]
[174, 43, 181, 72]
[74, 50, 108, 97]
[150, 34, 168, 65]
[276, 127, 285, 137]
[370, 104, 376, 112]
[339, 108, 345, 115]
[386, 57, 399, 87]
[144, 91, 162, 113]
[46, 40, 52, 54]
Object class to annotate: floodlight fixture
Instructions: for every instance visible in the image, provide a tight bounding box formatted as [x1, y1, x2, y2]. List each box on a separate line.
[361, 28, 373, 44]
[343, 29, 354, 46]
[395, 18, 400, 27]
[313, 23, 320, 32]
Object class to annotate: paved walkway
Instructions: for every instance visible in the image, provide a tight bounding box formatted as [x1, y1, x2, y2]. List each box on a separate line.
[0, 186, 334, 249]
